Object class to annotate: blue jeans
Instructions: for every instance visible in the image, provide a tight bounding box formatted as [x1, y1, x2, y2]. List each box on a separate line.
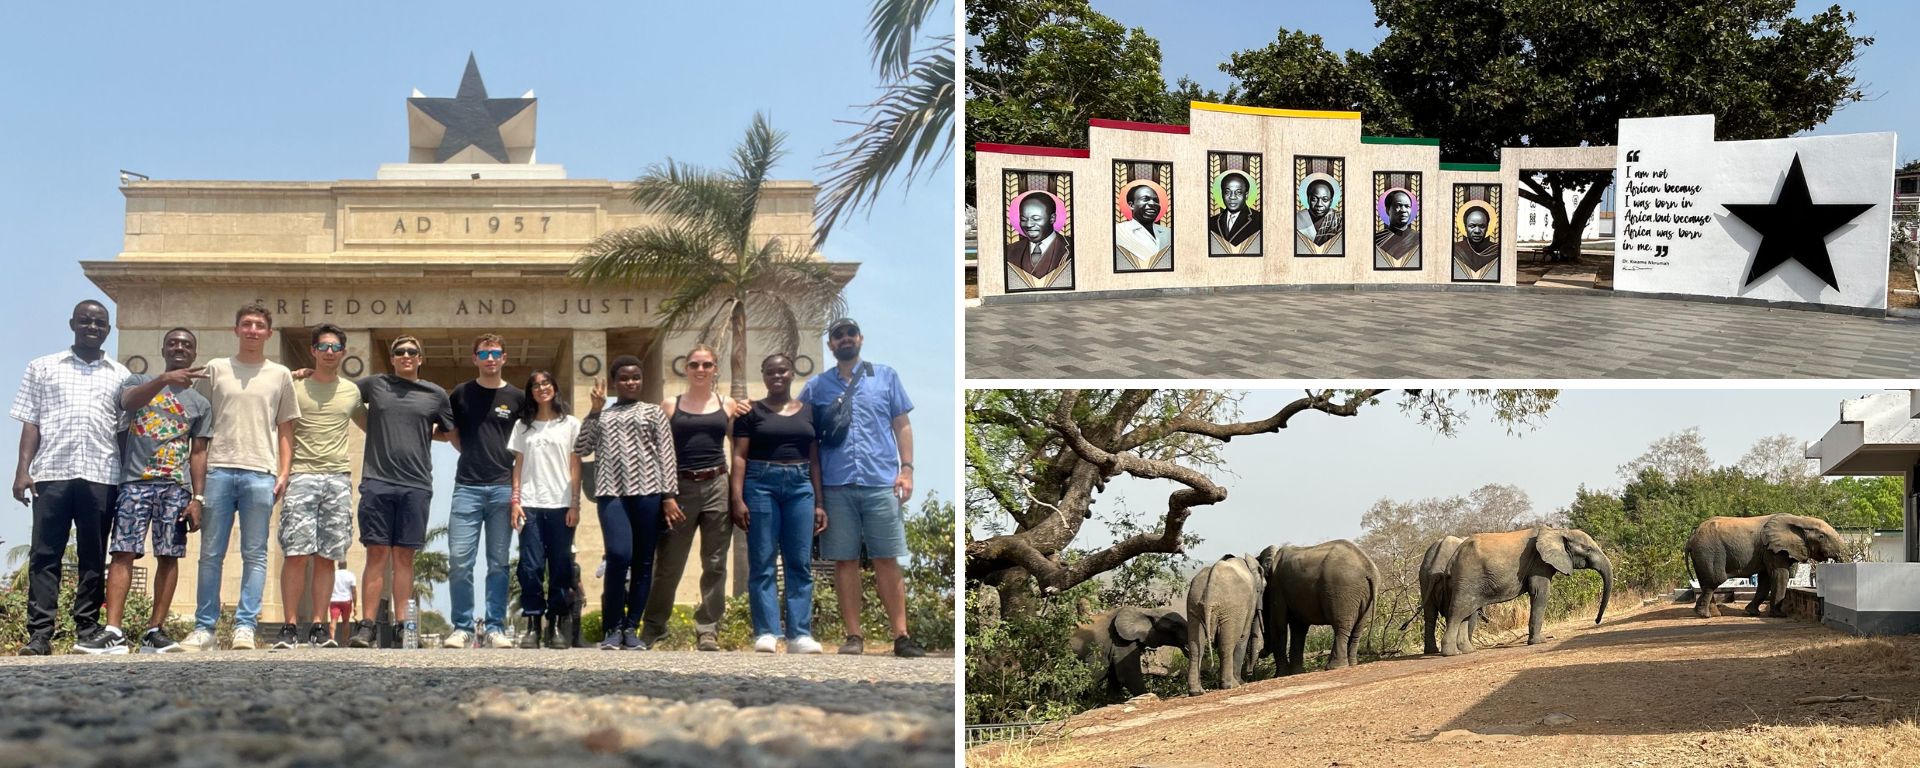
[448, 484, 512, 634]
[196, 467, 274, 631]
[743, 461, 815, 639]
[598, 494, 663, 632]
[517, 508, 575, 616]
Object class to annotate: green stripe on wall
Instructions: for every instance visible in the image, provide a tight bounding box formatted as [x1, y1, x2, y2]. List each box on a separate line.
[1439, 162, 1501, 172]
[1360, 135, 1440, 146]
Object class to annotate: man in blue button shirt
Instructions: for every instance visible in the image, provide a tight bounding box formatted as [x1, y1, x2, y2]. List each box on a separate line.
[800, 317, 925, 658]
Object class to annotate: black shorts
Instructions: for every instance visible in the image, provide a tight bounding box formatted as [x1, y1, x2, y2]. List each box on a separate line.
[358, 478, 430, 549]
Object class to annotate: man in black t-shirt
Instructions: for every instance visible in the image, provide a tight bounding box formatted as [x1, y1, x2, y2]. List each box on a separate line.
[444, 333, 526, 649]
[348, 335, 455, 649]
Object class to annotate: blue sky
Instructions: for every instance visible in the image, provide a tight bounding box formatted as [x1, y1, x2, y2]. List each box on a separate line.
[1058, 388, 1893, 564]
[1089, 0, 1916, 158]
[0, 2, 956, 614]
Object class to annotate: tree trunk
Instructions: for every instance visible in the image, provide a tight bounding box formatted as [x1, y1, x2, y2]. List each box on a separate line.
[728, 300, 749, 401]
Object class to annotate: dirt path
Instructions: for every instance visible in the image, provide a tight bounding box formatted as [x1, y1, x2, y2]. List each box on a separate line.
[970, 602, 1920, 767]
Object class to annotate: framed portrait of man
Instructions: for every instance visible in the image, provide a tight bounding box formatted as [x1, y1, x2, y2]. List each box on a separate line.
[1372, 171, 1422, 270]
[1113, 160, 1174, 273]
[1206, 151, 1262, 257]
[1451, 183, 1502, 283]
[1003, 170, 1076, 292]
[1294, 156, 1345, 257]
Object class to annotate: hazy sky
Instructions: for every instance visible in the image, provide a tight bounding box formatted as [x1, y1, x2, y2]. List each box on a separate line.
[0, 2, 956, 614]
[1088, 0, 1917, 158]
[984, 388, 1894, 564]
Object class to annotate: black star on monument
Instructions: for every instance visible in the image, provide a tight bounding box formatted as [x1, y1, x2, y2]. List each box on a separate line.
[407, 54, 534, 163]
[1723, 153, 1872, 291]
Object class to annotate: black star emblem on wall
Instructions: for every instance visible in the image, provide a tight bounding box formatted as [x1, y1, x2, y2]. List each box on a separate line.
[1723, 153, 1872, 291]
[407, 54, 534, 163]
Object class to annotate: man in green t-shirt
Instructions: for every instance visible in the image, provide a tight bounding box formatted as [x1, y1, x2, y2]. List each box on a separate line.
[272, 323, 362, 649]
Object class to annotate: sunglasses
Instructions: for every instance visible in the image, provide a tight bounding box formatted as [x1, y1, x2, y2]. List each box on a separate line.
[312, 342, 344, 353]
[830, 326, 860, 340]
[475, 349, 504, 361]
[391, 347, 421, 358]
[687, 360, 716, 370]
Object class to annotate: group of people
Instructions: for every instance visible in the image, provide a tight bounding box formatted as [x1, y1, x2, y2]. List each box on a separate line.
[10, 300, 926, 658]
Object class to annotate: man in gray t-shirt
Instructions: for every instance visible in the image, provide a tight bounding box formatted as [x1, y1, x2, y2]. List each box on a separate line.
[346, 335, 454, 649]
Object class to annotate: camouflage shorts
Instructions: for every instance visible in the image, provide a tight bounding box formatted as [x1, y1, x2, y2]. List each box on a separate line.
[110, 481, 189, 558]
[281, 472, 352, 560]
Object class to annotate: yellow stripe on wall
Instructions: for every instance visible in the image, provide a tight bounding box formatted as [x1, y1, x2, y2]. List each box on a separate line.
[1190, 101, 1361, 120]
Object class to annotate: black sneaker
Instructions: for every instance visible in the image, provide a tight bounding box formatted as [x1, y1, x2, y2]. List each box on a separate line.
[19, 635, 52, 656]
[307, 624, 336, 648]
[74, 626, 129, 655]
[893, 634, 927, 658]
[348, 620, 376, 649]
[139, 628, 184, 654]
[697, 632, 720, 652]
[271, 625, 299, 650]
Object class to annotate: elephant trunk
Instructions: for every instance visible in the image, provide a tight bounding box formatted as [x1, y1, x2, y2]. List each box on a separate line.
[1592, 555, 1613, 625]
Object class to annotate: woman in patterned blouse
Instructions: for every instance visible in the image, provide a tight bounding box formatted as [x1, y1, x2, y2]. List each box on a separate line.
[573, 355, 680, 650]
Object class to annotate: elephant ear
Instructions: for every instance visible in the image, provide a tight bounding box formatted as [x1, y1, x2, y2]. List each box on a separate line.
[1763, 516, 1812, 562]
[1257, 545, 1282, 577]
[1534, 528, 1574, 575]
[1111, 607, 1153, 644]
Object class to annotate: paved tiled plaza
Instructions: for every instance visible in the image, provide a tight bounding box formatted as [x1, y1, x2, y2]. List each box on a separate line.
[966, 289, 1920, 379]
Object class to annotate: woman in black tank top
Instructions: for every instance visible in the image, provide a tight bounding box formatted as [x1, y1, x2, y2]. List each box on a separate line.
[730, 352, 825, 654]
[637, 344, 737, 650]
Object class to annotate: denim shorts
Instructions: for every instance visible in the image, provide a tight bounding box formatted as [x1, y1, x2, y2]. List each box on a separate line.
[819, 485, 908, 560]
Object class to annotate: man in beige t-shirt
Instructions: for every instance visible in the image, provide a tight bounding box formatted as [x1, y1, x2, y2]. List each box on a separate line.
[273, 323, 362, 649]
[185, 302, 299, 652]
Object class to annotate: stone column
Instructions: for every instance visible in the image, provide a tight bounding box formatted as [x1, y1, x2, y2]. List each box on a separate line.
[569, 329, 608, 620]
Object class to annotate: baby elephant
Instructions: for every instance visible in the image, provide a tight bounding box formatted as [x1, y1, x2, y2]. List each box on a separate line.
[1070, 606, 1189, 701]
[1685, 514, 1846, 618]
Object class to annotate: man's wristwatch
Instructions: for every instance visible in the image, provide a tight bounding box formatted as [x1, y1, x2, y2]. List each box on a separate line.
[191, 494, 206, 504]
[900, 462, 914, 471]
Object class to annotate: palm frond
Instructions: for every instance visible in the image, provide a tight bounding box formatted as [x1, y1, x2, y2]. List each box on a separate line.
[868, 0, 943, 80]
[728, 113, 788, 250]
[573, 224, 724, 286]
[629, 159, 740, 240]
[815, 41, 954, 245]
[744, 291, 805, 360]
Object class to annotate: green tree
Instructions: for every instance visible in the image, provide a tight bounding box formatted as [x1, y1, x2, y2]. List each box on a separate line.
[573, 114, 848, 400]
[1831, 475, 1904, 530]
[964, 0, 1175, 204]
[815, 0, 954, 245]
[964, 389, 1556, 619]
[1217, 0, 1872, 262]
[412, 524, 450, 603]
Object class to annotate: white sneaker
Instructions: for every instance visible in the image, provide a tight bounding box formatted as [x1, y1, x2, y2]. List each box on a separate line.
[754, 634, 778, 653]
[230, 626, 255, 650]
[182, 628, 215, 652]
[486, 631, 513, 649]
[790, 636, 823, 655]
[442, 629, 472, 649]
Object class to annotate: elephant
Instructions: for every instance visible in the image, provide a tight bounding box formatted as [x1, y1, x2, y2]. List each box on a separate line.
[1185, 552, 1266, 695]
[1441, 526, 1612, 656]
[1069, 605, 1190, 700]
[1257, 539, 1378, 675]
[1684, 514, 1846, 619]
[1412, 535, 1484, 656]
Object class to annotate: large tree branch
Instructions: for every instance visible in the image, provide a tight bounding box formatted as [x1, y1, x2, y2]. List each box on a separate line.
[1119, 388, 1391, 450]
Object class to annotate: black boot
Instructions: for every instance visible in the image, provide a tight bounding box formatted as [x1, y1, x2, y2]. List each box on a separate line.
[517, 615, 542, 649]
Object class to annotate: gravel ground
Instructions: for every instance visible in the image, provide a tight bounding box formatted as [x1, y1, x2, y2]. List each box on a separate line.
[0, 648, 955, 767]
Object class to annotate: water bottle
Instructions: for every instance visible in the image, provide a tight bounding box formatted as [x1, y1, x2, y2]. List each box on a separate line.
[403, 619, 418, 649]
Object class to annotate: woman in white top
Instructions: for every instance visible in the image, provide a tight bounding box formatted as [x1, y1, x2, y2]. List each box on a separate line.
[507, 369, 582, 649]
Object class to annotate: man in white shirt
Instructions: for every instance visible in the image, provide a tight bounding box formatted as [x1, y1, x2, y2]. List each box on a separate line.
[1114, 183, 1172, 271]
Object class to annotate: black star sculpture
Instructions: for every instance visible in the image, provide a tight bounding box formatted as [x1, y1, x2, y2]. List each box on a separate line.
[1723, 153, 1872, 291]
[407, 54, 533, 163]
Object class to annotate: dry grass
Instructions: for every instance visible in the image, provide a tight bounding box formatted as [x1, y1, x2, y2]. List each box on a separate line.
[1698, 713, 1920, 768]
[1787, 636, 1915, 675]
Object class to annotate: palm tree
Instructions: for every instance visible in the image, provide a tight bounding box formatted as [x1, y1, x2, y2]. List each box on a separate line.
[573, 113, 848, 400]
[410, 525, 450, 622]
[814, 0, 954, 245]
